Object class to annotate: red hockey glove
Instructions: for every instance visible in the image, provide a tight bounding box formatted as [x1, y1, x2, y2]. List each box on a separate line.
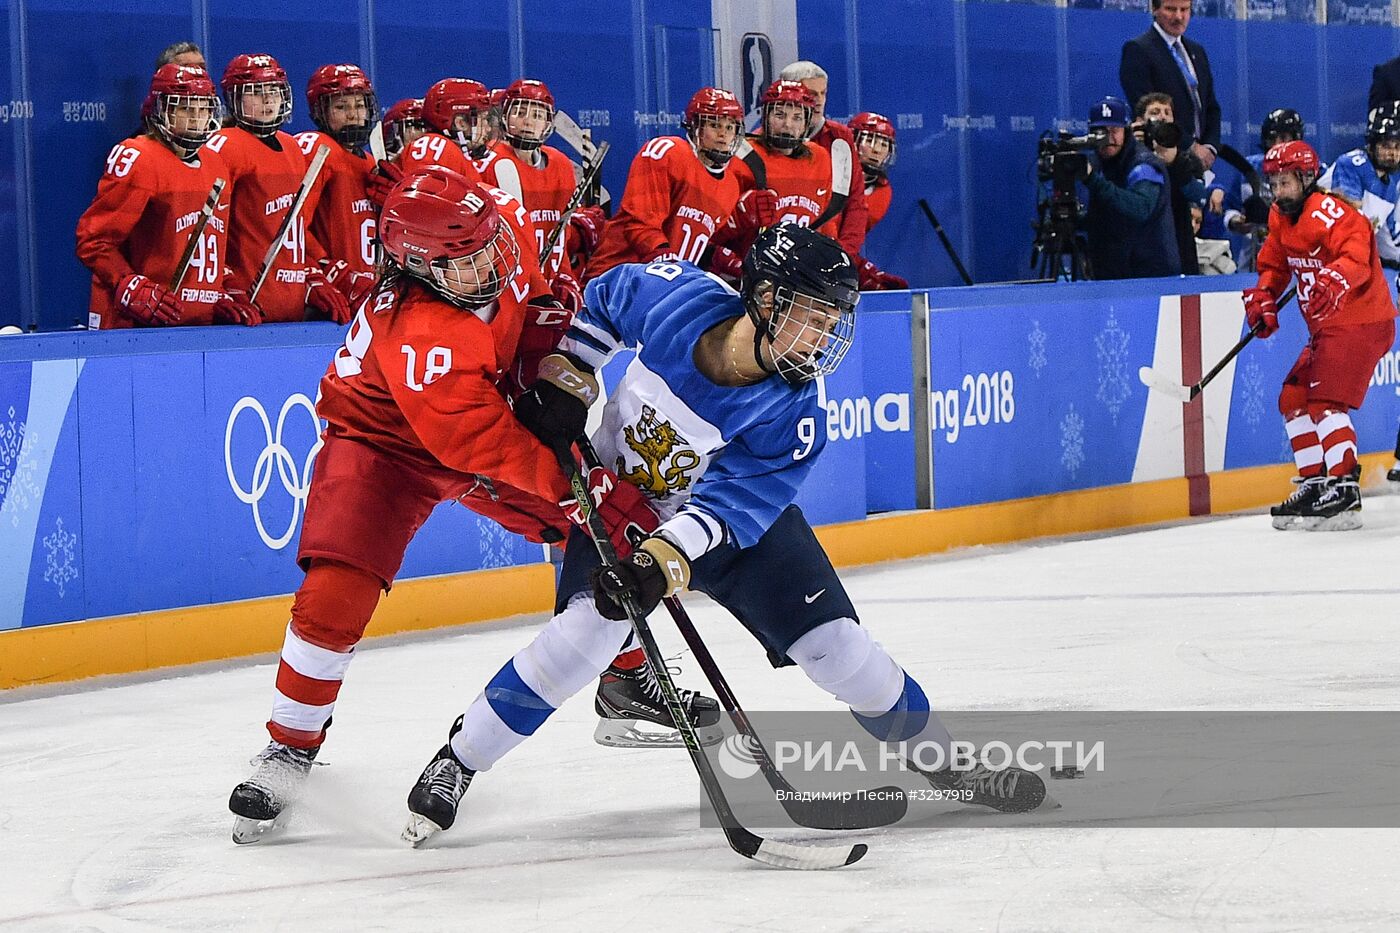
[591, 535, 687, 621]
[1307, 267, 1350, 322]
[305, 267, 353, 324]
[561, 464, 661, 553]
[366, 159, 404, 209]
[564, 206, 607, 259]
[1242, 286, 1279, 338]
[213, 289, 263, 326]
[115, 273, 182, 326]
[321, 259, 377, 309]
[549, 270, 584, 316]
[857, 257, 908, 291]
[508, 298, 575, 397]
[712, 187, 778, 254]
[705, 245, 744, 283]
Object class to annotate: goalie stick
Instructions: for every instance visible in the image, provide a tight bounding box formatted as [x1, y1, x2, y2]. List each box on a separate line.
[577, 438, 908, 832]
[1138, 287, 1297, 402]
[250, 143, 331, 303]
[558, 444, 866, 870]
[169, 178, 226, 292]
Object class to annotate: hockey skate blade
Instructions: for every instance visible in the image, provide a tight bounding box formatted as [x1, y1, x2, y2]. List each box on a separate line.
[231, 813, 287, 845]
[593, 718, 723, 749]
[1300, 512, 1362, 532]
[1138, 365, 1193, 402]
[750, 838, 867, 870]
[1272, 514, 1304, 531]
[401, 812, 447, 848]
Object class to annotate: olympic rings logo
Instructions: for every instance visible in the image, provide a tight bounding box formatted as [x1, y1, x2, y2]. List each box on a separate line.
[224, 394, 323, 550]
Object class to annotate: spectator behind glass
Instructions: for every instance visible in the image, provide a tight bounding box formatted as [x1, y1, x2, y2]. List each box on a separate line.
[1120, 0, 1221, 172]
[1079, 96, 1181, 280]
[1132, 92, 1204, 275]
[155, 41, 205, 70]
[1191, 204, 1236, 275]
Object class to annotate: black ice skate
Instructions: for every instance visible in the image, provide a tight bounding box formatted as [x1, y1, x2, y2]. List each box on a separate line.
[229, 741, 321, 844]
[1298, 473, 1362, 531]
[593, 658, 723, 749]
[914, 761, 1056, 814]
[402, 716, 475, 847]
[1386, 460, 1400, 488]
[1270, 474, 1328, 530]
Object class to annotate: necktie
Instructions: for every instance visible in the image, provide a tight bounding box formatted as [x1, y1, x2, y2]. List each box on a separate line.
[1170, 40, 1203, 139]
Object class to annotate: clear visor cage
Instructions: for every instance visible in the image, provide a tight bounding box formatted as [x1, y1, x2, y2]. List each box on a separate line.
[1265, 169, 1316, 200]
[853, 129, 896, 170]
[427, 222, 521, 311]
[503, 99, 555, 147]
[230, 81, 292, 131]
[688, 113, 742, 160]
[152, 93, 223, 152]
[759, 282, 857, 383]
[385, 117, 427, 157]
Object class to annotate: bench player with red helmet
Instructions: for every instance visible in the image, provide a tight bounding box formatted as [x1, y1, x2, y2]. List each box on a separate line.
[295, 64, 379, 306]
[76, 64, 256, 328]
[381, 97, 427, 161]
[847, 111, 906, 290]
[226, 166, 687, 843]
[209, 53, 349, 324]
[584, 87, 746, 282]
[1248, 140, 1398, 530]
[368, 79, 488, 209]
[712, 81, 838, 282]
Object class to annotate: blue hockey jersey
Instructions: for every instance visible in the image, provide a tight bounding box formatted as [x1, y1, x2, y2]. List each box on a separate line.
[563, 260, 827, 560]
[1319, 149, 1400, 263]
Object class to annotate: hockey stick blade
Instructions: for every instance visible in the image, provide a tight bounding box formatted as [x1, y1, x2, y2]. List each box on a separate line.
[1138, 365, 1193, 402]
[560, 446, 864, 869]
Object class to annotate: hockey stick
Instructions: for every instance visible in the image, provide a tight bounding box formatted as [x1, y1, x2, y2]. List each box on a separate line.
[1138, 287, 1297, 402]
[918, 199, 974, 286]
[735, 136, 769, 189]
[551, 110, 598, 162]
[810, 135, 852, 230]
[539, 141, 611, 272]
[169, 178, 226, 292]
[558, 444, 866, 870]
[250, 143, 331, 303]
[575, 439, 907, 831]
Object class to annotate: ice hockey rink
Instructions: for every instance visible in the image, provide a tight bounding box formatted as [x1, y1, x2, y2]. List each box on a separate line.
[3, 493, 1399, 932]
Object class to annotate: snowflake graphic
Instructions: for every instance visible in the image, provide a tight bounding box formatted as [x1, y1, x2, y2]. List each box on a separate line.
[42, 516, 78, 598]
[1241, 357, 1266, 427]
[1060, 405, 1086, 478]
[1027, 320, 1048, 378]
[1094, 312, 1131, 424]
[478, 520, 516, 569]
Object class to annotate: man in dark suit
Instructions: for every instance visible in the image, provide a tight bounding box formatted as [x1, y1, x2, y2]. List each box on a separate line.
[1120, 0, 1221, 173]
[1369, 55, 1400, 113]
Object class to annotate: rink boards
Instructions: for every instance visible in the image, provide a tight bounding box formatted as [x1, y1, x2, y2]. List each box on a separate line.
[2, 274, 1398, 686]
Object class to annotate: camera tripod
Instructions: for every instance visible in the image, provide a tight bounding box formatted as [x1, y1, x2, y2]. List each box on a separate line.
[1031, 196, 1092, 281]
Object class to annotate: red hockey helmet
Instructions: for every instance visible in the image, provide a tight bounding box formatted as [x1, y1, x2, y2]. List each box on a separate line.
[379, 166, 522, 311]
[382, 97, 426, 159]
[221, 53, 291, 135]
[500, 79, 556, 151]
[760, 81, 815, 152]
[1263, 140, 1320, 176]
[423, 77, 491, 151]
[683, 87, 743, 167]
[848, 111, 897, 172]
[144, 63, 222, 159]
[306, 63, 378, 149]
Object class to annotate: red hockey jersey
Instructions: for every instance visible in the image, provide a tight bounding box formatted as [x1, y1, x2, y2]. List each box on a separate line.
[1257, 190, 1397, 330]
[76, 135, 231, 328]
[585, 135, 743, 281]
[295, 131, 377, 276]
[730, 138, 840, 241]
[396, 132, 484, 187]
[476, 141, 577, 278]
[865, 176, 892, 232]
[207, 126, 324, 322]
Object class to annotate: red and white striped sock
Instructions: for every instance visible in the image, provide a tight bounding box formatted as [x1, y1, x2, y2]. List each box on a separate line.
[268, 622, 354, 748]
[1312, 406, 1358, 477]
[1284, 410, 1324, 478]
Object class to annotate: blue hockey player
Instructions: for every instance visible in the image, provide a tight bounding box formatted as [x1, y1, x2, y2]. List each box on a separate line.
[1319, 102, 1400, 267]
[400, 223, 1053, 845]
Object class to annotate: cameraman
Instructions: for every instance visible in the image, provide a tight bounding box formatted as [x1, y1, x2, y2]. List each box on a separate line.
[1133, 92, 1204, 275]
[1080, 96, 1181, 279]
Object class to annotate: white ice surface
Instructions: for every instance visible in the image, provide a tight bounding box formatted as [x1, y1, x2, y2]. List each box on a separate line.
[3, 496, 1400, 932]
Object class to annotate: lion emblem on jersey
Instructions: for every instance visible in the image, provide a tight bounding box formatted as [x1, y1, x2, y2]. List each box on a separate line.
[619, 406, 701, 496]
